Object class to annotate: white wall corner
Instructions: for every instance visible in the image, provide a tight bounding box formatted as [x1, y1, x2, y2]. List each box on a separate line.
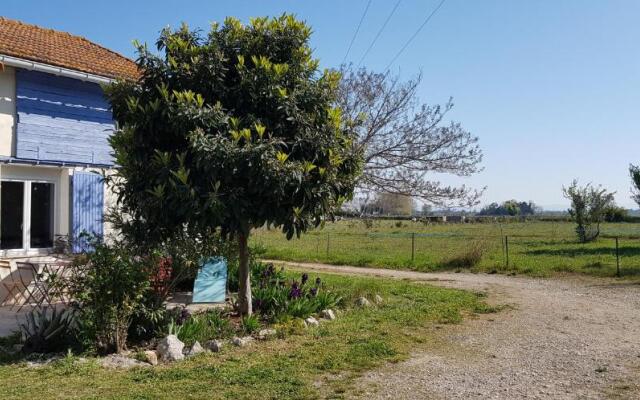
[0, 65, 16, 157]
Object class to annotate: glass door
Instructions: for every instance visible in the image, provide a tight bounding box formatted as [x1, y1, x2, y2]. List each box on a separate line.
[30, 182, 55, 248]
[1, 180, 55, 252]
[1, 181, 25, 250]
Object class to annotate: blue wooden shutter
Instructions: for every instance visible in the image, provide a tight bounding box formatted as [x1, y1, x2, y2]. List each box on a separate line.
[71, 172, 104, 253]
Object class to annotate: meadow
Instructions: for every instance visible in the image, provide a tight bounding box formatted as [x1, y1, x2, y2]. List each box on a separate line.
[253, 219, 640, 277]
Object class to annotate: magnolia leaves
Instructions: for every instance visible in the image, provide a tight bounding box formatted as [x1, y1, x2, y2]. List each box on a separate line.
[276, 151, 289, 164]
[228, 118, 268, 143]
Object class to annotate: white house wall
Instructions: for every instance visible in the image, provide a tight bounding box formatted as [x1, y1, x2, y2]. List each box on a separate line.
[0, 65, 16, 157]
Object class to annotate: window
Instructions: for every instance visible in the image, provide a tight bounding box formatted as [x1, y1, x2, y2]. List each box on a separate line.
[0, 180, 55, 252]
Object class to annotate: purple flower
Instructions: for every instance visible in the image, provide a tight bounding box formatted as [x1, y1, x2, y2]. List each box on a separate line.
[301, 273, 309, 285]
[309, 287, 318, 297]
[315, 277, 322, 286]
[262, 263, 275, 279]
[289, 281, 302, 299]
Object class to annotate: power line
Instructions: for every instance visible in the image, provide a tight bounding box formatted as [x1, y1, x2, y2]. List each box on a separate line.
[357, 0, 402, 67]
[342, 0, 372, 65]
[384, 0, 447, 71]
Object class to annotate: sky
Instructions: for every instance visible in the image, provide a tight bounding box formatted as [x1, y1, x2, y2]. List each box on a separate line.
[3, 0, 640, 210]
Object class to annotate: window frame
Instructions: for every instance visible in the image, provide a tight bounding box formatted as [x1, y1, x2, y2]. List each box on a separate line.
[0, 178, 57, 256]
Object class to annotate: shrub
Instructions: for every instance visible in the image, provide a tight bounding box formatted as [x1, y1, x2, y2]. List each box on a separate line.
[563, 180, 615, 242]
[20, 307, 77, 354]
[167, 309, 233, 345]
[440, 242, 485, 269]
[67, 239, 150, 354]
[604, 206, 628, 223]
[241, 315, 260, 334]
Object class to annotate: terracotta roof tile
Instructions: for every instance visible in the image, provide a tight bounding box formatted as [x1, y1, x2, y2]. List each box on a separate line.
[0, 17, 138, 80]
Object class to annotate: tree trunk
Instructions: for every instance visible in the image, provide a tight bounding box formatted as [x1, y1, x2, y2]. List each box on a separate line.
[237, 231, 252, 316]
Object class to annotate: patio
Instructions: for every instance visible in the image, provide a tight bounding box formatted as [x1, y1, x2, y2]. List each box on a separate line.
[0, 256, 71, 336]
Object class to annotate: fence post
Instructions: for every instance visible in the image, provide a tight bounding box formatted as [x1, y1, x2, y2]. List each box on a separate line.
[505, 235, 509, 268]
[326, 233, 330, 257]
[615, 237, 620, 277]
[411, 233, 416, 263]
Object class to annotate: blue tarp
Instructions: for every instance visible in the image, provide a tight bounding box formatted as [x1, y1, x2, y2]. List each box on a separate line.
[192, 257, 227, 303]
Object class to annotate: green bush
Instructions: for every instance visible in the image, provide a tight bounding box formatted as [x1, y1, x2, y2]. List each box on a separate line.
[241, 315, 260, 334]
[604, 206, 629, 223]
[167, 308, 233, 345]
[68, 239, 150, 354]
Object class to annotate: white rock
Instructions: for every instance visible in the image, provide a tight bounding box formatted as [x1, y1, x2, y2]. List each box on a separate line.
[205, 339, 224, 352]
[320, 309, 336, 320]
[356, 297, 371, 307]
[257, 328, 277, 339]
[157, 334, 185, 362]
[185, 341, 205, 357]
[304, 316, 320, 327]
[232, 336, 253, 347]
[101, 354, 150, 369]
[374, 294, 384, 305]
[143, 350, 158, 365]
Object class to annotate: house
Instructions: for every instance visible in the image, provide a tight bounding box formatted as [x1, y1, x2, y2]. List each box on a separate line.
[0, 17, 137, 259]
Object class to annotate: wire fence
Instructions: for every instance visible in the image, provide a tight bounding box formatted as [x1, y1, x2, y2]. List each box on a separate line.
[253, 230, 639, 277]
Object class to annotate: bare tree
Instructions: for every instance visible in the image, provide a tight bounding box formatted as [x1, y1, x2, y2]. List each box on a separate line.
[629, 164, 640, 207]
[338, 65, 484, 207]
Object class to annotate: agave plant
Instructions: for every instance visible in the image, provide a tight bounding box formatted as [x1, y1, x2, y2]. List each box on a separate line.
[20, 307, 76, 354]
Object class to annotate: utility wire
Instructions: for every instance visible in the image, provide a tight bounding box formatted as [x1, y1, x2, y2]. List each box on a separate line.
[357, 0, 402, 67]
[384, 0, 447, 71]
[342, 0, 372, 65]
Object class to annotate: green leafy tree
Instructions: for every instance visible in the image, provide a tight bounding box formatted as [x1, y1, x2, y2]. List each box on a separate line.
[562, 180, 615, 242]
[477, 200, 538, 216]
[502, 200, 520, 216]
[105, 16, 363, 315]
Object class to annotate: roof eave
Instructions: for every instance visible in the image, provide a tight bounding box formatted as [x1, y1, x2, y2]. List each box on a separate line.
[0, 53, 116, 84]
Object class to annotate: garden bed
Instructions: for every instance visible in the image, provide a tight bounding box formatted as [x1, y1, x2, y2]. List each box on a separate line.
[0, 271, 495, 399]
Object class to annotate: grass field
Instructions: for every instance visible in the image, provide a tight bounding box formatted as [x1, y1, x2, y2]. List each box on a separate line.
[0, 272, 492, 400]
[253, 219, 640, 277]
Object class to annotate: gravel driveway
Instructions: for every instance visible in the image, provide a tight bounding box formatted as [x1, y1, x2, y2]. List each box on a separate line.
[268, 260, 640, 399]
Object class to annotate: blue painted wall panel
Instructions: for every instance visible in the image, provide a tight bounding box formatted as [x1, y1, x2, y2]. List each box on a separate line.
[15, 69, 115, 165]
[71, 172, 104, 253]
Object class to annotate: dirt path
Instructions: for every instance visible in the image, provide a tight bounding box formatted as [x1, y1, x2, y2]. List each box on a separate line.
[267, 260, 640, 399]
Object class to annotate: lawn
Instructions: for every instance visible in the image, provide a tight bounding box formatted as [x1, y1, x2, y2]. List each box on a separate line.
[253, 219, 640, 277]
[0, 272, 493, 400]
